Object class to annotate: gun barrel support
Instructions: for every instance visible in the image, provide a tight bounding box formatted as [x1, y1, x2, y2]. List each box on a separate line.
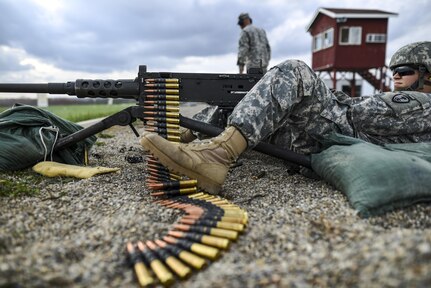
[54, 106, 142, 151]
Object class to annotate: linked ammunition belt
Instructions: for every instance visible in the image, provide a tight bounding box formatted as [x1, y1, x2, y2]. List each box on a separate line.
[126, 78, 248, 286]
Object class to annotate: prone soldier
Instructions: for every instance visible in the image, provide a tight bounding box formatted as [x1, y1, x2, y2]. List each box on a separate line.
[141, 41, 431, 194]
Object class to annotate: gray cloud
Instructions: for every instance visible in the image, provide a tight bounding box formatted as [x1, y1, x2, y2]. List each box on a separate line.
[1, 0, 244, 72]
[0, 49, 33, 72]
[0, 0, 429, 78]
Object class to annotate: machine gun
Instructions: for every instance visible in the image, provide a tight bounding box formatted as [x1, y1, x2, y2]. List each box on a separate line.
[0, 65, 311, 168]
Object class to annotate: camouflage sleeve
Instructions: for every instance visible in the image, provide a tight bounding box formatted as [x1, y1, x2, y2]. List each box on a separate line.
[350, 91, 431, 144]
[262, 29, 271, 63]
[265, 31, 271, 60]
[237, 30, 249, 66]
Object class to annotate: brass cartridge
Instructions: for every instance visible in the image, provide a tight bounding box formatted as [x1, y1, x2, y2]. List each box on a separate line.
[147, 179, 198, 190]
[173, 223, 238, 240]
[137, 241, 174, 286]
[168, 230, 230, 250]
[144, 83, 180, 89]
[179, 217, 245, 232]
[144, 89, 179, 95]
[163, 236, 220, 260]
[126, 242, 154, 287]
[145, 78, 179, 83]
[145, 94, 180, 101]
[155, 239, 207, 270]
[146, 240, 192, 279]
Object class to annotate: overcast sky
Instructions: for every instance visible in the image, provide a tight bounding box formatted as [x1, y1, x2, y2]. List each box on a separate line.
[0, 0, 429, 85]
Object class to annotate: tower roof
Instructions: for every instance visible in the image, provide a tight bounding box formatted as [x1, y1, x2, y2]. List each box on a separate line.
[306, 7, 398, 31]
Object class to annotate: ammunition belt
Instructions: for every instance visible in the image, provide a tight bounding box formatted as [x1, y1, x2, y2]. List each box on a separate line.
[126, 78, 248, 286]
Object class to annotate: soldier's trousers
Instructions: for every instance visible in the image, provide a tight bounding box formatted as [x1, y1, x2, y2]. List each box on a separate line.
[196, 60, 431, 155]
[228, 60, 352, 154]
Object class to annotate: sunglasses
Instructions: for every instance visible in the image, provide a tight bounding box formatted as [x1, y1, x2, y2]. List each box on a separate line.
[392, 66, 417, 77]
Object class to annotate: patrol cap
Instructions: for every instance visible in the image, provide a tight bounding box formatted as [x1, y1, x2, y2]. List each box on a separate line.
[238, 13, 251, 25]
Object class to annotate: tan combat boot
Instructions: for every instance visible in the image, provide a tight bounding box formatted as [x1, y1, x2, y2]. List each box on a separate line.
[140, 126, 247, 194]
[179, 126, 197, 143]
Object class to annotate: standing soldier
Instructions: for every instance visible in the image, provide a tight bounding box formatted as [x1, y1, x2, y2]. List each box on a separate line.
[237, 13, 271, 74]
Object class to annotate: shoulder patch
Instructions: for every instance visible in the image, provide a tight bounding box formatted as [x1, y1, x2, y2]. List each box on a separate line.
[392, 94, 410, 103]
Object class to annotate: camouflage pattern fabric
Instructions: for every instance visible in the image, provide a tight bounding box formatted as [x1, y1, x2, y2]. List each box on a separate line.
[237, 24, 271, 72]
[389, 41, 431, 90]
[389, 41, 431, 72]
[227, 60, 431, 155]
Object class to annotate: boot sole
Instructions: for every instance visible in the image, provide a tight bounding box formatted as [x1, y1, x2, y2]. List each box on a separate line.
[140, 137, 222, 194]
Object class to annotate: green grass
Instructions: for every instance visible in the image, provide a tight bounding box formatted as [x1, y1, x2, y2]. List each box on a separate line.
[0, 171, 77, 198]
[44, 104, 133, 122]
[0, 172, 41, 197]
[0, 103, 133, 122]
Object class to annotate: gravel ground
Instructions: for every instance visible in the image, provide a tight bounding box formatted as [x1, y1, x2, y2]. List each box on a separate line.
[1, 105, 431, 288]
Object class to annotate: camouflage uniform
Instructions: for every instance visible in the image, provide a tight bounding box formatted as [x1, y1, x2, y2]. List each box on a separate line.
[191, 42, 431, 155]
[237, 24, 271, 72]
[229, 59, 431, 155]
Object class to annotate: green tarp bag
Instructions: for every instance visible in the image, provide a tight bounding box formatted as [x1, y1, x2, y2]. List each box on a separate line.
[311, 133, 431, 217]
[0, 104, 96, 171]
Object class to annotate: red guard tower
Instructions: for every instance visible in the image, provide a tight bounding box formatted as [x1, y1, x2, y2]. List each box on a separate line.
[306, 8, 398, 96]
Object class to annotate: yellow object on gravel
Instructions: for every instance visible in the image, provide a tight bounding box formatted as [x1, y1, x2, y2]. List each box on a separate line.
[33, 161, 120, 179]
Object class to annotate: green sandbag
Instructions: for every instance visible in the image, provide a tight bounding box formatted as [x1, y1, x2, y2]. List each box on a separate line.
[0, 104, 96, 171]
[311, 133, 431, 217]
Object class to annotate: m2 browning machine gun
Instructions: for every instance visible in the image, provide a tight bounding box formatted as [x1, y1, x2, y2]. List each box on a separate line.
[0, 65, 311, 168]
[0, 65, 261, 148]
